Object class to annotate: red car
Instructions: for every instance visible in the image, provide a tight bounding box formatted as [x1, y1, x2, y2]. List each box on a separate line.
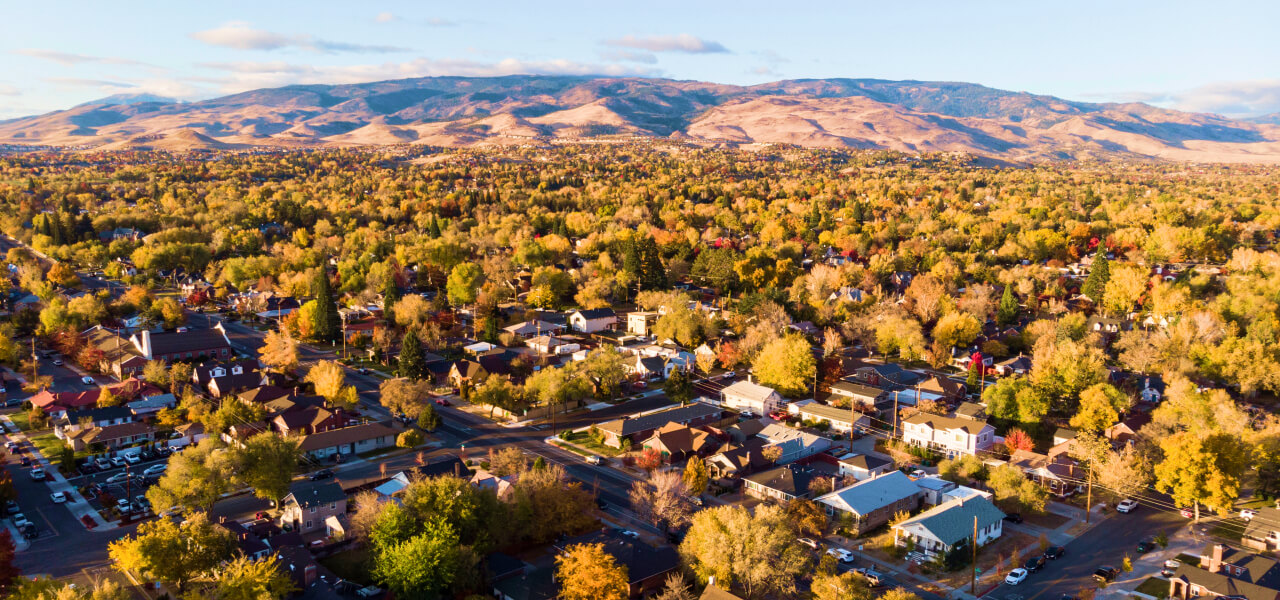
[768, 411, 789, 420]
[435, 398, 451, 406]
[1180, 507, 1194, 518]
[255, 511, 271, 520]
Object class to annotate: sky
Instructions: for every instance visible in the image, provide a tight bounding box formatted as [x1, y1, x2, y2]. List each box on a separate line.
[1, 0, 1278, 120]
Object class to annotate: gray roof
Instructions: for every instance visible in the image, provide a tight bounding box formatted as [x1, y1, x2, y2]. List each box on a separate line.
[286, 480, 346, 508]
[597, 403, 721, 437]
[897, 496, 1005, 547]
[817, 471, 922, 516]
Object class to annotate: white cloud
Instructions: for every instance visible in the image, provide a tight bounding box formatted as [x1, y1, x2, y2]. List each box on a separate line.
[190, 22, 409, 54]
[197, 57, 660, 93]
[1100, 80, 1280, 118]
[603, 34, 728, 54]
[0, 84, 19, 96]
[14, 48, 146, 66]
[375, 12, 396, 23]
[46, 77, 137, 89]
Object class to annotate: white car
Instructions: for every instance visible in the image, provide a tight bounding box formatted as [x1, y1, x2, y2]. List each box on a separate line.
[29, 468, 45, 481]
[81, 376, 96, 385]
[722, 371, 736, 379]
[11, 514, 31, 529]
[123, 454, 141, 465]
[797, 537, 819, 549]
[1005, 568, 1029, 585]
[619, 529, 639, 539]
[142, 464, 167, 477]
[49, 492, 67, 504]
[585, 455, 601, 465]
[1242, 508, 1258, 521]
[1116, 499, 1139, 513]
[827, 548, 855, 563]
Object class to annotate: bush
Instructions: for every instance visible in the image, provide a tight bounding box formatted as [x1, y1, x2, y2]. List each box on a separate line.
[396, 430, 424, 448]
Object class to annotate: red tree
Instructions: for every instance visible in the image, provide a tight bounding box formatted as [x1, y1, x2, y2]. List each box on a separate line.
[1004, 428, 1034, 454]
[636, 447, 664, 471]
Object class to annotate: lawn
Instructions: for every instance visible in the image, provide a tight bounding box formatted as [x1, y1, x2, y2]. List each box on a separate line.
[8, 411, 36, 432]
[28, 433, 69, 460]
[1135, 576, 1171, 598]
[1025, 511, 1070, 530]
[1209, 517, 1248, 542]
[559, 431, 624, 457]
[318, 547, 374, 586]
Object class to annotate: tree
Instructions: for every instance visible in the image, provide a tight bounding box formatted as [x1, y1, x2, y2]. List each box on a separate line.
[0, 529, 17, 591]
[108, 512, 236, 591]
[157, 297, 186, 329]
[47, 263, 79, 288]
[683, 456, 709, 495]
[418, 403, 441, 432]
[680, 504, 808, 599]
[230, 433, 300, 504]
[310, 269, 341, 344]
[751, 334, 816, 397]
[471, 376, 522, 419]
[982, 377, 1049, 426]
[305, 360, 346, 402]
[141, 360, 169, 387]
[96, 388, 121, 408]
[636, 447, 664, 471]
[556, 543, 629, 600]
[396, 430, 424, 448]
[630, 470, 692, 530]
[1082, 255, 1110, 302]
[880, 588, 923, 600]
[664, 368, 694, 406]
[996, 285, 1020, 326]
[146, 438, 233, 515]
[260, 329, 300, 373]
[1103, 265, 1149, 316]
[1097, 445, 1154, 501]
[487, 447, 528, 477]
[197, 556, 296, 600]
[370, 515, 462, 600]
[932, 312, 982, 350]
[812, 572, 873, 600]
[762, 445, 783, 464]
[380, 378, 431, 418]
[397, 329, 427, 380]
[1069, 383, 1129, 433]
[785, 498, 827, 538]
[169, 362, 194, 395]
[1004, 428, 1034, 454]
[653, 573, 696, 600]
[988, 465, 1048, 514]
[1155, 432, 1251, 518]
[446, 262, 484, 307]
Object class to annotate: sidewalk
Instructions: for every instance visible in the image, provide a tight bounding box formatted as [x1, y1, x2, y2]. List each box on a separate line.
[1096, 523, 1198, 600]
[0, 415, 111, 531]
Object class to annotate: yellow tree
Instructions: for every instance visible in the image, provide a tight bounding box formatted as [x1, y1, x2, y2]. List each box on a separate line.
[555, 543, 628, 600]
[1155, 432, 1251, 519]
[260, 329, 300, 373]
[751, 334, 816, 397]
[305, 360, 346, 401]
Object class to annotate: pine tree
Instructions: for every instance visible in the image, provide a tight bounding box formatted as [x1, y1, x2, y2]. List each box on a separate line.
[639, 236, 667, 291]
[398, 330, 426, 380]
[622, 238, 642, 277]
[1082, 255, 1110, 302]
[997, 285, 1019, 325]
[382, 273, 400, 324]
[312, 269, 341, 344]
[967, 363, 980, 389]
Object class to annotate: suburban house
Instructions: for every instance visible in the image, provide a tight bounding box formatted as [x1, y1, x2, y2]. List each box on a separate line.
[626, 311, 659, 336]
[743, 463, 838, 502]
[128, 325, 233, 362]
[1008, 449, 1084, 498]
[893, 496, 1005, 557]
[448, 356, 512, 388]
[919, 375, 967, 402]
[790, 400, 872, 434]
[568, 308, 617, 333]
[55, 406, 133, 440]
[281, 480, 347, 535]
[705, 440, 769, 480]
[525, 335, 579, 355]
[595, 404, 722, 449]
[834, 452, 894, 481]
[1242, 507, 1280, 551]
[82, 326, 148, 378]
[470, 469, 518, 500]
[624, 355, 672, 381]
[298, 422, 399, 460]
[756, 423, 832, 464]
[721, 380, 785, 415]
[553, 529, 680, 598]
[994, 355, 1033, 376]
[640, 423, 718, 462]
[1169, 543, 1280, 600]
[900, 412, 996, 458]
[503, 320, 566, 338]
[852, 363, 925, 387]
[272, 406, 349, 436]
[66, 422, 156, 451]
[127, 393, 176, 418]
[828, 381, 887, 410]
[815, 471, 924, 531]
[193, 360, 262, 398]
[28, 377, 163, 416]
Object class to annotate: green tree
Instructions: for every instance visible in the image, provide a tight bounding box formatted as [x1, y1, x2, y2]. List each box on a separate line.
[997, 285, 1019, 325]
[311, 269, 340, 344]
[683, 456, 709, 495]
[988, 465, 1048, 514]
[397, 330, 427, 380]
[664, 368, 694, 406]
[145, 438, 233, 515]
[418, 403, 442, 432]
[751, 334, 816, 398]
[230, 433, 300, 504]
[370, 515, 461, 600]
[1082, 255, 1110, 302]
[196, 556, 296, 600]
[445, 262, 484, 307]
[381, 273, 400, 324]
[397, 430, 424, 448]
[108, 513, 236, 591]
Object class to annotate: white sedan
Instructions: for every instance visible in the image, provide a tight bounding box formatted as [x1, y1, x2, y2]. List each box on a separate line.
[1005, 568, 1029, 586]
[49, 492, 67, 504]
[827, 548, 855, 563]
[1116, 499, 1139, 513]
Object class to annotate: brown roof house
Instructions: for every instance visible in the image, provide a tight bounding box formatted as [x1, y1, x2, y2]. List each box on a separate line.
[281, 479, 347, 536]
[640, 423, 719, 462]
[1170, 543, 1280, 600]
[595, 404, 722, 449]
[67, 422, 156, 452]
[299, 422, 399, 461]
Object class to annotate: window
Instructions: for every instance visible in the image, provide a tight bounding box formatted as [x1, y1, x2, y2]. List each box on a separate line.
[329, 502, 336, 510]
[305, 520, 312, 529]
[310, 506, 316, 513]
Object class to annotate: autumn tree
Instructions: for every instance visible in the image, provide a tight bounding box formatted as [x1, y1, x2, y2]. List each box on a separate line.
[1082, 255, 1110, 302]
[1004, 428, 1034, 454]
[260, 328, 300, 373]
[1155, 432, 1251, 519]
[195, 556, 296, 600]
[636, 447, 665, 471]
[146, 438, 234, 514]
[556, 543, 629, 600]
[812, 572, 873, 600]
[988, 465, 1048, 514]
[683, 456, 709, 495]
[664, 367, 694, 406]
[0, 529, 17, 591]
[380, 378, 431, 418]
[932, 311, 981, 350]
[487, 447, 528, 478]
[680, 504, 808, 598]
[230, 433, 301, 504]
[751, 334, 816, 397]
[1069, 383, 1129, 433]
[630, 470, 692, 530]
[305, 360, 357, 409]
[785, 498, 827, 538]
[446, 262, 484, 307]
[108, 513, 236, 591]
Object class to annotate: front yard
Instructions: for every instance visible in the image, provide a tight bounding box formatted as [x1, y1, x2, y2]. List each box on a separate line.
[1135, 576, 1171, 598]
[557, 431, 624, 457]
[28, 432, 68, 461]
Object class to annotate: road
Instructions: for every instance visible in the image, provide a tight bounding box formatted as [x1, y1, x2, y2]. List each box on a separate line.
[984, 504, 1188, 600]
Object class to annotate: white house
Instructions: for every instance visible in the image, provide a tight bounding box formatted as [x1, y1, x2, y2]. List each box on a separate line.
[721, 380, 785, 415]
[757, 423, 831, 464]
[568, 308, 617, 333]
[626, 311, 658, 335]
[894, 496, 1005, 557]
[901, 412, 995, 458]
[790, 400, 872, 434]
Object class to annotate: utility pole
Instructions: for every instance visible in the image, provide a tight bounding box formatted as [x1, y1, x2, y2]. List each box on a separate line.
[124, 462, 132, 521]
[893, 390, 900, 439]
[971, 515, 978, 595]
[1085, 459, 1093, 524]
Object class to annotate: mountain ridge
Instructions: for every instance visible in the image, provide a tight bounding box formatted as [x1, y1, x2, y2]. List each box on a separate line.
[4, 75, 1279, 163]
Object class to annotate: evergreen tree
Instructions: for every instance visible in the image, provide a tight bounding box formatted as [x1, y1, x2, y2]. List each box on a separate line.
[382, 274, 400, 324]
[622, 238, 642, 278]
[1082, 256, 1111, 302]
[967, 363, 980, 389]
[639, 236, 667, 291]
[398, 330, 426, 380]
[663, 367, 694, 406]
[312, 269, 341, 344]
[417, 403, 441, 432]
[997, 285, 1019, 325]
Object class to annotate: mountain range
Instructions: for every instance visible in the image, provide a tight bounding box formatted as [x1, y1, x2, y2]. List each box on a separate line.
[4, 75, 1280, 163]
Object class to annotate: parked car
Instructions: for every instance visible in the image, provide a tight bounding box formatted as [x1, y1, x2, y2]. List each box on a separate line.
[134, 495, 150, 510]
[1003, 513, 1023, 523]
[142, 464, 167, 477]
[1044, 546, 1066, 559]
[104, 472, 136, 484]
[11, 513, 30, 529]
[309, 469, 335, 481]
[81, 376, 96, 385]
[1242, 508, 1258, 521]
[827, 548, 855, 563]
[110, 456, 126, 468]
[1136, 539, 1157, 553]
[1116, 499, 1138, 513]
[123, 454, 141, 465]
[1005, 568, 1029, 586]
[49, 492, 67, 504]
[52, 359, 63, 366]
[585, 455, 602, 465]
[1180, 507, 1194, 518]
[4, 501, 18, 515]
[797, 537, 819, 549]
[20, 457, 30, 467]
[255, 511, 271, 520]
[95, 457, 111, 470]
[722, 371, 736, 379]
[1093, 566, 1119, 582]
[116, 499, 133, 513]
[854, 568, 883, 587]
[434, 398, 450, 406]
[3, 442, 15, 451]
[29, 468, 45, 481]
[1025, 556, 1046, 573]
[619, 529, 639, 539]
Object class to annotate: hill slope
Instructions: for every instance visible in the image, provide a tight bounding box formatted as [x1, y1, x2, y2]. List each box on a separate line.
[3, 75, 1279, 162]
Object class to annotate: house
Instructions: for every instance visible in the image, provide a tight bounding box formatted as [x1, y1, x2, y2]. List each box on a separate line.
[953, 402, 987, 421]
[470, 469, 517, 500]
[127, 393, 177, 418]
[1140, 375, 1166, 403]
[705, 440, 769, 480]
[994, 355, 1033, 376]
[852, 364, 925, 387]
[640, 422, 718, 462]
[56, 406, 134, 440]
[281, 480, 347, 535]
[625, 355, 671, 381]
[82, 326, 147, 378]
[756, 423, 832, 464]
[792, 401, 872, 434]
[828, 381, 887, 410]
[525, 335, 579, 355]
[627, 311, 659, 336]
[914, 477, 960, 506]
[743, 463, 838, 502]
[893, 496, 1005, 557]
[298, 422, 399, 460]
[66, 422, 156, 451]
[503, 320, 566, 338]
[721, 380, 785, 415]
[919, 375, 967, 401]
[1008, 449, 1084, 498]
[1104, 411, 1152, 448]
[900, 412, 996, 458]
[1170, 543, 1280, 600]
[553, 528, 680, 598]
[449, 355, 513, 388]
[1242, 507, 1280, 551]
[272, 406, 348, 436]
[129, 325, 234, 362]
[194, 360, 262, 398]
[595, 404, 722, 449]
[815, 471, 924, 531]
[828, 287, 866, 303]
[568, 308, 617, 333]
[834, 452, 894, 481]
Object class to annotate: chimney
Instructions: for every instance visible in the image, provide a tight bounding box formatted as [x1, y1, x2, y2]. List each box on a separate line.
[1208, 544, 1226, 573]
[139, 330, 152, 358]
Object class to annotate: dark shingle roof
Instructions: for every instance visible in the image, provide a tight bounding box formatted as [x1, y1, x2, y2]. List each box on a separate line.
[597, 404, 721, 437]
[286, 480, 346, 508]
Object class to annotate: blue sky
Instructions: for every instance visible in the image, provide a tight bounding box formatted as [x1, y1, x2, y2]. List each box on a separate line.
[1, 0, 1278, 120]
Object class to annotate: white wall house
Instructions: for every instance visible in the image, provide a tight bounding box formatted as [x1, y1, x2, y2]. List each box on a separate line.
[721, 380, 785, 415]
[901, 413, 995, 458]
[894, 496, 1005, 556]
[568, 308, 617, 333]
